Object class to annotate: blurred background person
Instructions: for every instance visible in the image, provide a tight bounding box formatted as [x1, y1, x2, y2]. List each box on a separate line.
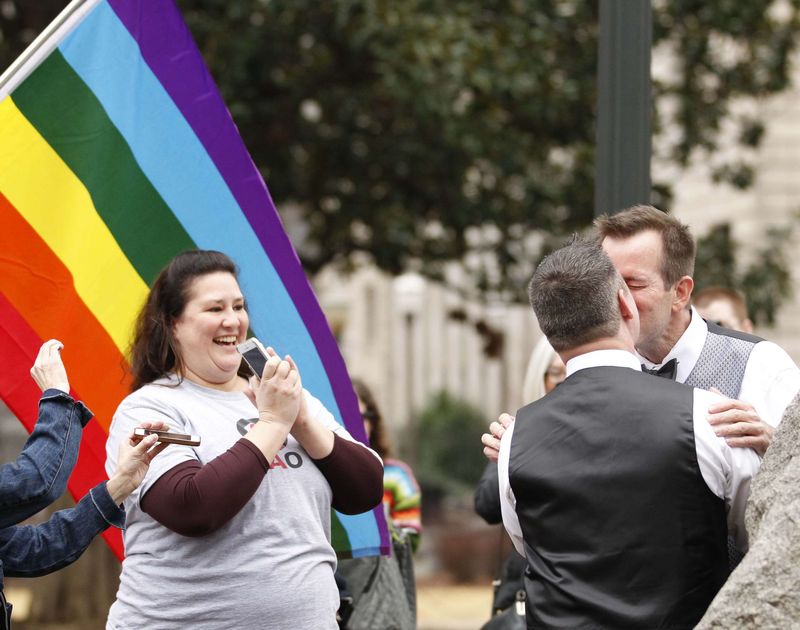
[474, 336, 565, 627]
[336, 378, 421, 629]
[354, 378, 422, 548]
[693, 286, 754, 334]
[521, 336, 568, 402]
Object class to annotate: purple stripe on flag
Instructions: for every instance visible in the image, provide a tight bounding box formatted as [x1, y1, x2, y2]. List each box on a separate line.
[107, 0, 389, 555]
[105, 0, 361, 434]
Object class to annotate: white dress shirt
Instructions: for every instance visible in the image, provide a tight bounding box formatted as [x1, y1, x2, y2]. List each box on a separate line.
[639, 306, 800, 428]
[499, 349, 761, 560]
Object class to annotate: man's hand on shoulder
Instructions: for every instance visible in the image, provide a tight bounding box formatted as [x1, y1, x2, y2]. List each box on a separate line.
[706, 388, 773, 456]
[481, 413, 515, 462]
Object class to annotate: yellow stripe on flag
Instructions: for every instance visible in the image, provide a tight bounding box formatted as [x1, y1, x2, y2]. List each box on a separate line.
[0, 97, 148, 351]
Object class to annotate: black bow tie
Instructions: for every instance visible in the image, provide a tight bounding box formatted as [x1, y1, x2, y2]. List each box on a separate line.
[641, 358, 678, 381]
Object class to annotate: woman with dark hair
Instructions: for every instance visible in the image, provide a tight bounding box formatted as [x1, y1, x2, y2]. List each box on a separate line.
[336, 379, 420, 630]
[104, 250, 383, 630]
[352, 379, 421, 549]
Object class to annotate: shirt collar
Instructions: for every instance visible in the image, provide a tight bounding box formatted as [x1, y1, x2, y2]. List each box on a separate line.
[637, 305, 707, 382]
[565, 349, 643, 378]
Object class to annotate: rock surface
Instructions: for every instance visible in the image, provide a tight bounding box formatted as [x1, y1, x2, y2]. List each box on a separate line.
[697, 393, 800, 628]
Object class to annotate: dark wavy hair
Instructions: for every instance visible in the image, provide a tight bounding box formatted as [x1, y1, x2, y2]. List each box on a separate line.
[352, 378, 392, 459]
[129, 250, 240, 391]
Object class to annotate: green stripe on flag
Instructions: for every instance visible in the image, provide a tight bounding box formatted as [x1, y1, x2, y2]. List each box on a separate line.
[12, 51, 195, 284]
[330, 512, 351, 558]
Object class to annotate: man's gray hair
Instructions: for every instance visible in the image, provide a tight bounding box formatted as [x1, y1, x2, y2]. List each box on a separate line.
[528, 238, 626, 352]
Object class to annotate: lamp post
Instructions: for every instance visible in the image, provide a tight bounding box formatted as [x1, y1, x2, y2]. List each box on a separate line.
[594, 0, 653, 217]
[394, 272, 425, 465]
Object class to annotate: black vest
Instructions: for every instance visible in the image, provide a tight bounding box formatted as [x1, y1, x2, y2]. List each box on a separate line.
[510, 367, 728, 629]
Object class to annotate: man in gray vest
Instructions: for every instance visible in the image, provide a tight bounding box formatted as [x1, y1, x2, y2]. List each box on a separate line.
[595, 205, 799, 454]
[483, 206, 799, 460]
[498, 239, 760, 628]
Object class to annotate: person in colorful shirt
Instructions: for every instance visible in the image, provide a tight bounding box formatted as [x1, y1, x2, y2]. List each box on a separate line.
[334, 379, 421, 629]
[353, 378, 422, 549]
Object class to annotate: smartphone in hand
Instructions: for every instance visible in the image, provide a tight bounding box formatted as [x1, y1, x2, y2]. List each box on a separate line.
[237, 337, 270, 377]
[132, 428, 201, 447]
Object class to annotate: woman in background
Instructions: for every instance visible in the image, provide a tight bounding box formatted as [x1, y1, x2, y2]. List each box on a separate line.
[520, 335, 566, 403]
[474, 336, 565, 624]
[336, 379, 421, 630]
[353, 378, 421, 549]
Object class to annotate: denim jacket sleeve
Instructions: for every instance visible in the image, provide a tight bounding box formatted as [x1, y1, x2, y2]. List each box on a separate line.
[0, 481, 124, 579]
[0, 390, 92, 528]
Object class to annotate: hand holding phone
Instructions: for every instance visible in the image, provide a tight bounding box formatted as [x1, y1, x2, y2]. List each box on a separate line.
[132, 428, 201, 447]
[238, 338, 301, 428]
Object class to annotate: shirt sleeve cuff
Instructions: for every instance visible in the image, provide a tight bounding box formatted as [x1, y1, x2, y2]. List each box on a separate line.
[310, 431, 342, 465]
[90, 483, 126, 530]
[40, 389, 94, 428]
[236, 437, 270, 472]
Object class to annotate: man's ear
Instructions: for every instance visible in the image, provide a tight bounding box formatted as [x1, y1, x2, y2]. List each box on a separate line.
[618, 288, 635, 321]
[673, 275, 694, 311]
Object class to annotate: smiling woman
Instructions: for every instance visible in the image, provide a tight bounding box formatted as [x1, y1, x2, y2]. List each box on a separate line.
[104, 250, 384, 630]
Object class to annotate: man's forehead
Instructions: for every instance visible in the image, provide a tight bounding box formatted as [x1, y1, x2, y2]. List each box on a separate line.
[601, 229, 663, 249]
[601, 230, 664, 262]
[601, 231, 664, 266]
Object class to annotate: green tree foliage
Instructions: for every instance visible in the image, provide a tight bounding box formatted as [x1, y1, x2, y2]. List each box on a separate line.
[415, 391, 487, 495]
[180, 0, 800, 296]
[695, 221, 795, 325]
[2, 1, 799, 298]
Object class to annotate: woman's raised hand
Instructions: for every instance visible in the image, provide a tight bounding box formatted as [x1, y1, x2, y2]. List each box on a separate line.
[252, 347, 302, 429]
[106, 421, 171, 504]
[30, 339, 70, 394]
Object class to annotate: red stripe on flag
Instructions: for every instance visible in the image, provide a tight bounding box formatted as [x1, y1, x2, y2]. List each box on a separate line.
[0, 292, 124, 559]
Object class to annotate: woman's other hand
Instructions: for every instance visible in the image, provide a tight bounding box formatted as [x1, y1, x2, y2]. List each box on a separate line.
[283, 356, 335, 459]
[30, 339, 70, 393]
[252, 347, 302, 429]
[106, 421, 171, 504]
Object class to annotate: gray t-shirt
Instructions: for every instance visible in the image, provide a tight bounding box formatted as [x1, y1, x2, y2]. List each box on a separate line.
[105, 376, 350, 629]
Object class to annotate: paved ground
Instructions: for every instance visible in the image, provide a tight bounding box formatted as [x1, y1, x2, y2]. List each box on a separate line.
[418, 583, 494, 630]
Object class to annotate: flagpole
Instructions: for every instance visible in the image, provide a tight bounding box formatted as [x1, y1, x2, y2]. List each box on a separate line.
[0, 0, 101, 99]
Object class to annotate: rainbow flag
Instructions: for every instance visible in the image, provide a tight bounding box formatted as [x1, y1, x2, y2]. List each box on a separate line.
[0, 0, 389, 559]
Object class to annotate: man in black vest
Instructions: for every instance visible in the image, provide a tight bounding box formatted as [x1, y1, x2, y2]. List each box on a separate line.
[498, 239, 760, 629]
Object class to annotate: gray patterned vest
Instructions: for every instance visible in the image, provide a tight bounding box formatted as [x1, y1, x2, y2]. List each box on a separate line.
[683, 321, 763, 399]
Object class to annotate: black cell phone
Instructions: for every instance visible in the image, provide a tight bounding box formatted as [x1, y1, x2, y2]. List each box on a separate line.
[132, 428, 201, 446]
[237, 337, 269, 377]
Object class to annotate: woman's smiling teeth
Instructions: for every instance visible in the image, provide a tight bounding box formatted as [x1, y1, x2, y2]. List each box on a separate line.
[214, 336, 238, 346]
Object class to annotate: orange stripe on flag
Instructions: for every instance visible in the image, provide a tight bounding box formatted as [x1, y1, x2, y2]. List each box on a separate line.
[0, 191, 132, 431]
